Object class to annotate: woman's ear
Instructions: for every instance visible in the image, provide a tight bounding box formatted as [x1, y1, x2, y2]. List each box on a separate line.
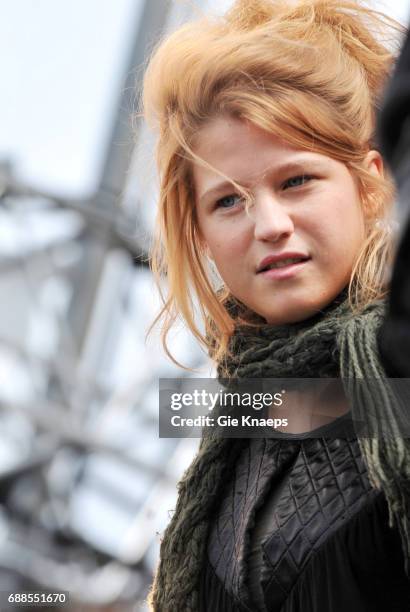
[361, 149, 385, 225]
[364, 149, 384, 178]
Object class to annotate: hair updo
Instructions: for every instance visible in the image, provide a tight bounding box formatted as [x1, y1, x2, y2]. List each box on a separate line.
[142, 0, 405, 369]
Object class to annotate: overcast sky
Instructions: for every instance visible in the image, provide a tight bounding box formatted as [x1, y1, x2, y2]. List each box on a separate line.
[1, 0, 409, 199]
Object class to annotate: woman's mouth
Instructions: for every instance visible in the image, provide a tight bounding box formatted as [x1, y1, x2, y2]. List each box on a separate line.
[258, 257, 310, 280]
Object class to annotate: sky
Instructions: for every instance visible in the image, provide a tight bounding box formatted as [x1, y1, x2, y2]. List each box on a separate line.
[1, 0, 410, 200]
[1, 0, 143, 198]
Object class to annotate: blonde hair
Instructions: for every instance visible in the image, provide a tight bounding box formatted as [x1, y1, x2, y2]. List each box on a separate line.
[142, 0, 405, 370]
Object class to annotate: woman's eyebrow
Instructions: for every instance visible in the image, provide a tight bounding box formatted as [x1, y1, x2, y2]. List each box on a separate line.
[197, 157, 327, 205]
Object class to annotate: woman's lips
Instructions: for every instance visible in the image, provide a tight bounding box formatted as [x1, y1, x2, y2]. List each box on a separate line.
[258, 258, 310, 280]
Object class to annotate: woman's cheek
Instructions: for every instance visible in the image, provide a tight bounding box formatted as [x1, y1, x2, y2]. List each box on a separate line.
[214, 235, 244, 259]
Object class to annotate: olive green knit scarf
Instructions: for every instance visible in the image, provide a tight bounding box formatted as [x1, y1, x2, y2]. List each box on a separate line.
[148, 290, 410, 611]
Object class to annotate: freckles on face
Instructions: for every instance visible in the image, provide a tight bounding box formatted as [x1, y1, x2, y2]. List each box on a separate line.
[192, 115, 367, 325]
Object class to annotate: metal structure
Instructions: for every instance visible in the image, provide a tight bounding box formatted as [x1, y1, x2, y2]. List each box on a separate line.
[0, 2, 211, 609]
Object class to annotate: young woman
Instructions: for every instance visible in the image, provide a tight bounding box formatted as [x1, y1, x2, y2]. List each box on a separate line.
[142, 0, 410, 609]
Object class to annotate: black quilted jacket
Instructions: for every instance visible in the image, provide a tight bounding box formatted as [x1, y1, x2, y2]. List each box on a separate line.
[199, 415, 410, 611]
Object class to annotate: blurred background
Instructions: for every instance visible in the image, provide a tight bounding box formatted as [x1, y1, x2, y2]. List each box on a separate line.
[0, 0, 409, 610]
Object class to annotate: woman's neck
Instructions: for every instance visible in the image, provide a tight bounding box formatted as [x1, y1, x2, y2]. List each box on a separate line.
[268, 380, 351, 434]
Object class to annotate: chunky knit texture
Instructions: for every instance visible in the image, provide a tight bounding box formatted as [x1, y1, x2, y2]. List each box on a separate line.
[147, 289, 410, 611]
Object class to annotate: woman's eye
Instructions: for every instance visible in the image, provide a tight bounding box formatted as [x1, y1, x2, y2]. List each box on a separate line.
[215, 194, 243, 209]
[214, 176, 314, 209]
[282, 174, 314, 190]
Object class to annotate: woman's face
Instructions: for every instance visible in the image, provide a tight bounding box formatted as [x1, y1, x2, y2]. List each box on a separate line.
[192, 115, 382, 324]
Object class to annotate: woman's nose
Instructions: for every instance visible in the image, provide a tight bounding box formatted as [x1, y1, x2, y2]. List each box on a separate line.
[249, 192, 295, 241]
